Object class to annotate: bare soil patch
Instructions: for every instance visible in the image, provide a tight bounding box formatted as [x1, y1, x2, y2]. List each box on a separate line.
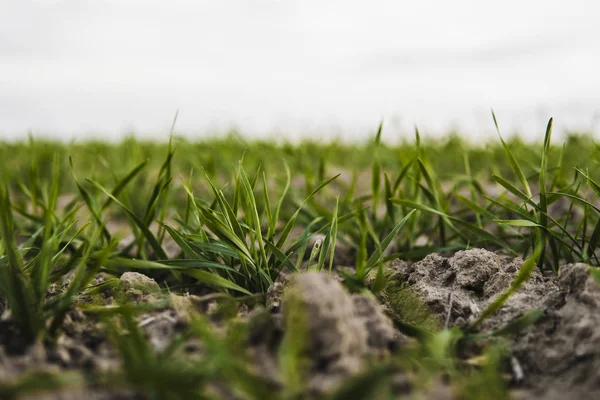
[1, 249, 600, 399]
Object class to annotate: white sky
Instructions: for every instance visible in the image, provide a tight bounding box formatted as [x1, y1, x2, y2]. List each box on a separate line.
[1, 0, 599, 141]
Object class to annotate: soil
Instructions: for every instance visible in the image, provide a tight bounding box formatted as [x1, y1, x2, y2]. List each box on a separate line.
[1, 249, 600, 399]
[394, 249, 600, 399]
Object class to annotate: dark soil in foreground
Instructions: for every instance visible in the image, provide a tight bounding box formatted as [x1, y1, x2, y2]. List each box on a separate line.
[1, 249, 599, 399]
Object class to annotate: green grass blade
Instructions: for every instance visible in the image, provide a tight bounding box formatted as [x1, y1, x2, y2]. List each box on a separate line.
[87, 179, 167, 259]
[269, 162, 291, 240]
[99, 160, 148, 211]
[327, 196, 339, 274]
[183, 269, 252, 295]
[276, 174, 340, 249]
[492, 109, 532, 198]
[68, 157, 111, 242]
[365, 209, 416, 271]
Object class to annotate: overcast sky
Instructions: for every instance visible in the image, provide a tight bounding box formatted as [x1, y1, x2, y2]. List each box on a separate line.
[1, 0, 599, 141]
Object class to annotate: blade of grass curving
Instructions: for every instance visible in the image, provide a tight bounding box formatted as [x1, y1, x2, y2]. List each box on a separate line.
[99, 160, 148, 211]
[142, 175, 173, 227]
[391, 199, 512, 251]
[10, 204, 44, 224]
[197, 207, 272, 287]
[197, 208, 252, 260]
[261, 171, 273, 234]
[327, 196, 339, 274]
[492, 109, 533, 198]
[492, 175, 538, 210]
[87, 179, 167, 260]
[538, 118, 553, 269]
[365, 209, 416, 271]
[417, 158, 451, 245]
[203, 170, 245, 239]
[275, 174, 340, 249]
[371, 122, 383, 220]
[250, 160, 262, 190]
[187, 239, 241, 260]
[183, 269, 252, 295]
[291, 217, 327, 270]
[179, 180, 208, 239]
[144, 148, 174, 222]
[104, 257, 241, 277]
[163, 224, 201, 260]
[183, 169, 194, 225]
[239, 163, 269, 272]
[263, 239, 297, 273]
[268, 162, 291, 240]
[494, 219, 542, 228]
[485, 193, 583, 256]
[197, 208, 255, 266]
[51, 221, 91, 263]
[392, 158, 416, 194]
[69, 157, 111, 242]
[454, 194, 498, 221]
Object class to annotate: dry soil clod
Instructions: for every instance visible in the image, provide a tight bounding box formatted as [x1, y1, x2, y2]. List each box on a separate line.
[275, 271, 405, 394]
[395, 249, 600, 399]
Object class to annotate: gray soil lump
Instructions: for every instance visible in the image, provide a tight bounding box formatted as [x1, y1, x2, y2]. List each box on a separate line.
[514, 263, 600, 399]
[395, 249, 555, 329]
[279, 271, 402, 393]
[395, 249, 600, 398]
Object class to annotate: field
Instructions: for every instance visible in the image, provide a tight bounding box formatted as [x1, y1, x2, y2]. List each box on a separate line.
[1, 119, 600, 399]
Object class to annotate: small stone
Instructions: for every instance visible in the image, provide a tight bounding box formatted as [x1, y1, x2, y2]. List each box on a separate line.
[118, 272, 161, 296]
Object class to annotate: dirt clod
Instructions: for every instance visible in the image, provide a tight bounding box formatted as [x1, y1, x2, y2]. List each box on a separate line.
[278, 271, 404, 394]
[395, 249, 600, 398]
[514, 263, 600, 399]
